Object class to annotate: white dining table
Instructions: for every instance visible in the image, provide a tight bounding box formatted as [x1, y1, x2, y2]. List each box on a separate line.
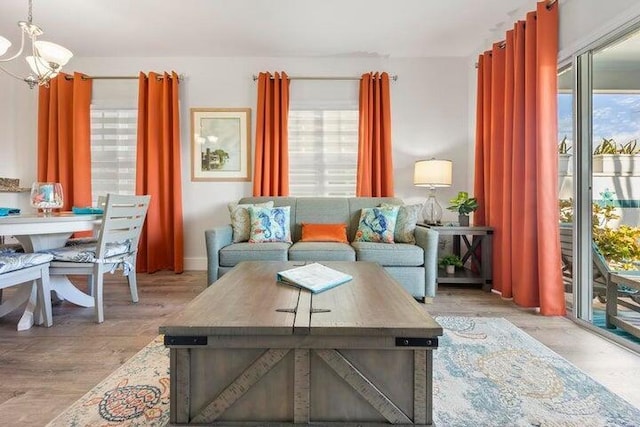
[0, 212, 102, 330]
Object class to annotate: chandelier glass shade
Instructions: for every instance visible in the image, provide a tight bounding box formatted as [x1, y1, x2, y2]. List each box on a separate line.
[0, 0, 73, 88]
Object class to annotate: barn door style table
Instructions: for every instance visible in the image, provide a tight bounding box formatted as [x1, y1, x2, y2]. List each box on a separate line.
[161, 261, 442, 426]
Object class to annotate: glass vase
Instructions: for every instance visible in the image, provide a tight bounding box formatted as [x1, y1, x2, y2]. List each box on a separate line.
[30, 182, 64, 216]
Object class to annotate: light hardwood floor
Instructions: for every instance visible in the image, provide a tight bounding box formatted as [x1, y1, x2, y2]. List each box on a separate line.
[0, 271, 638, 426]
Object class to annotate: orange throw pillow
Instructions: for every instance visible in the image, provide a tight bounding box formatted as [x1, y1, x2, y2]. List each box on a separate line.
[300, 223, 348, 243]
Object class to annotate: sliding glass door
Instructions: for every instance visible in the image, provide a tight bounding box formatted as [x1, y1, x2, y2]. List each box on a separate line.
[557, 66, 574, 309]
[563, 25, 640, 347]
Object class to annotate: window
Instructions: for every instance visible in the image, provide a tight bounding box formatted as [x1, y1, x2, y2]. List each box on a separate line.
[288, 80, 359, 197]
[90, 107, 137, 203]
[558, 91, 640, 144]
[288, 109, 358, 196]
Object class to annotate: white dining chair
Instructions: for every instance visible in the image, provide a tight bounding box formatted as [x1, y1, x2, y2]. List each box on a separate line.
[0, 252, 54, 329]
[45, 194, 151, 323]
[65, 195, 108, 247]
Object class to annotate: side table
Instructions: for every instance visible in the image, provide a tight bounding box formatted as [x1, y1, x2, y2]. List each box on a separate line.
[418, 224, 494, 291]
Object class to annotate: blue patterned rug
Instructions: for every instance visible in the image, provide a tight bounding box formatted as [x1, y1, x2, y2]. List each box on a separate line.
[47, 317, 640, 426]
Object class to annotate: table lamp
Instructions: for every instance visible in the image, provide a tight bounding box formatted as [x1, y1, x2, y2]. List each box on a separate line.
[413, 159, 452, 224]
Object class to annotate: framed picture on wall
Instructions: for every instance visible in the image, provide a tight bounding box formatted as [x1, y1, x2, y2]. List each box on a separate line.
[190, 108, 251, 181]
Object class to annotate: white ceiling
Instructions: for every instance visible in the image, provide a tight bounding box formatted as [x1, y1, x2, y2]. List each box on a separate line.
[0, 0, 538, 59]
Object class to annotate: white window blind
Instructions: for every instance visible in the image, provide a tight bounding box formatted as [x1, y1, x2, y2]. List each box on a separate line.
[90, 107, 137, 203]
[288, 80, 359, 197]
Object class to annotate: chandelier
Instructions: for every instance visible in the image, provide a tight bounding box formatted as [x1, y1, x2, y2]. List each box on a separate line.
[0, 0, 73, 89]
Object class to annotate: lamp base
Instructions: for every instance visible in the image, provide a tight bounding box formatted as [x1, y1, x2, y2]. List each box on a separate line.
[423, 190, 443, 225]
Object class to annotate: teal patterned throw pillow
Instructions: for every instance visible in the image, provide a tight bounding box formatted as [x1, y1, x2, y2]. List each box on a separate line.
[380, 203, 422, 244]
[248, 206, 292, 243]
[354, 206, 399, 243]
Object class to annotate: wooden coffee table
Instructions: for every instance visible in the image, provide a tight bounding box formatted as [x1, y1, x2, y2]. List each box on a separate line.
[160, 261, 442, 425]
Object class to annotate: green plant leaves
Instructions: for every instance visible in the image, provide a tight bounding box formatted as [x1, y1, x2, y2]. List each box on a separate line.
[439, 254, 463, 267]
[559, 195, 640, 271]
[593, 137, 639, 155]
[447, 191, 479, 215]
[558, 135, 571, 154]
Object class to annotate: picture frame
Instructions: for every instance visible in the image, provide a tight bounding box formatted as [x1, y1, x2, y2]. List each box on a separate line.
[190, 108, 251, 181]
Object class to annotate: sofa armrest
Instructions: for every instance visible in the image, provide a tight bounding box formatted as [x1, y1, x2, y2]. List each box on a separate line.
[204, 225, 233, 286]
[414, 226, 439, 297]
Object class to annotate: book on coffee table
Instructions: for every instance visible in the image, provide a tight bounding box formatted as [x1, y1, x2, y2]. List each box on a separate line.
[276, 262, 352, 293]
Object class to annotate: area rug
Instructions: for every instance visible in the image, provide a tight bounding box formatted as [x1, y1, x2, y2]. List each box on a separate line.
[46, 317, 640, 427]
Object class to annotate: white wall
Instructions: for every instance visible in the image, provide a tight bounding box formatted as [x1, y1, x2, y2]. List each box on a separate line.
[0, 61, 39, 212]
[558, 0, 640, 61]
[0, 56, 469, 270]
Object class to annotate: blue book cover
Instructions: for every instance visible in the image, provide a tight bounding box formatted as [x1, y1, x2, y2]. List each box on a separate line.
[276, 263, 352, 293]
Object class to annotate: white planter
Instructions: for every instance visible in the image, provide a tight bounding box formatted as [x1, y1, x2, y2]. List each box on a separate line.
[558, 153, 572, 176]
[593, 154, 640, 174]
[446, 265, 455, 275]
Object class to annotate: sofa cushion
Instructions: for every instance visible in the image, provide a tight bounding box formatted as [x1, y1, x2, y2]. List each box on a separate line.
[219, 242, 290, 267]
[354, 206, 399, 243]
[351, 241, 424, 267]
[293, 198, 350, 242]
[381, 203, 422, 244]
[288, 242, 356, 262]
[300, 223, 348, 243]
[347, 197, 403, 241]
[248, 206, 292, 243]
[239, 197, 298, 240]
[228, 201, 274, 243]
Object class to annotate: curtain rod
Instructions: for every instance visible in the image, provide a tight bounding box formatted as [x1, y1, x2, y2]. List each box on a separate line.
[252, 74, 398, 82]
[474, 0, 557, 68]
[64, 74, 185, 82]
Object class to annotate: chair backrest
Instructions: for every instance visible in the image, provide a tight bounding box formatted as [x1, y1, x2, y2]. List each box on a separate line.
[95, 194, 151, 259]
[558, 223, 607, 289]
[559, 224, 573, 274]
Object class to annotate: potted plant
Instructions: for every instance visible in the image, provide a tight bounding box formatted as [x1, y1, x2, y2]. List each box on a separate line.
[447, 191, 479, 226]
[593, 137, 640, 174]
[558, 135, 572, 176]
[439, 254, 463, 275]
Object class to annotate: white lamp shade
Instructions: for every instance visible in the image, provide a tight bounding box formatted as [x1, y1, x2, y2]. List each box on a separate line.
[414, 159, 452, 187]
[34, 40, 73, 66]
[0, 36, 11, 56]
[25, 55, 58, 78]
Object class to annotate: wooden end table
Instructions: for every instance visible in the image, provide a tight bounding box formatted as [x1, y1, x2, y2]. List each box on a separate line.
[418, 224, 494, 291]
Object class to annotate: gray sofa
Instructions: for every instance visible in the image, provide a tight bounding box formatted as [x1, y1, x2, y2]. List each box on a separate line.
[205, 197, 439, 301]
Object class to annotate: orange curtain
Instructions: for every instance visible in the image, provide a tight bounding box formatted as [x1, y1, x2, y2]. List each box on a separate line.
[37, 72, 92, 210]
[357, 72, 394, 197]
[473, 1, 564, 315]
[136, 71, 184, 273]
[253, 71, 290, 196]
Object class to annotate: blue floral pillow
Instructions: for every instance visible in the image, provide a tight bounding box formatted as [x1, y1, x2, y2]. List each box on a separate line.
[248, 206, 292, 243]
[354, 206, 399, 243]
